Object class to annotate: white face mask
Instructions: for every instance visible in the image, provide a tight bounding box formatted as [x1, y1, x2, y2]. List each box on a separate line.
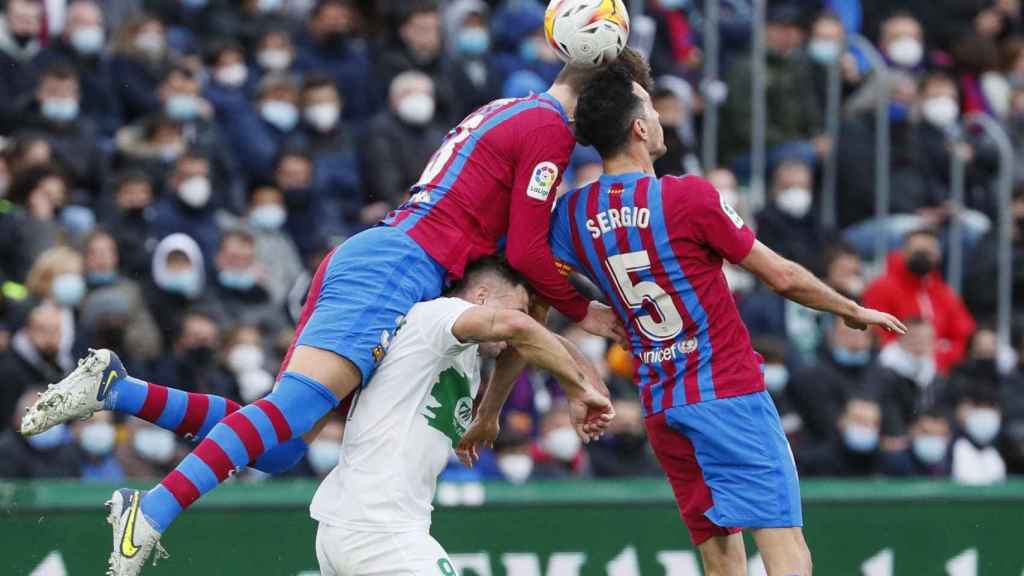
[964, 408, 1001, 445]
[216, 63, 248, 87]
[922, 96, 959, 128]
[497, 453, 533, 484]
[912, 434, 948, 464]
[807, 38, 840, 64]
[237, 369, 275, 404]
[178, 175, 211, 208]
[775, 186, 812, 218]
[541, 426, 581, 461]
[41, 98, 80, 122]
[763, 364, 789, 393]
[261, 100, 299, 131]
[226, 343, 265, 374]
[307, 439, 340, 474]
[257, 48, 292, 71]
[249, 203, 287, 230]
[70, 26, 105, 55]
[134, 31, 165, 57]
[887, 37, 923, 68]
[79, 421, 116, 456]
[52, 272, 86, 307]
[304, 103, 340, 132]
[396, 93, 435, 125]
[133, 427, 177, 464]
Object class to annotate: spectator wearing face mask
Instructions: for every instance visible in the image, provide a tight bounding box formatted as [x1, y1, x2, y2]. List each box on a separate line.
[880, 410, 953, 478]
[806, 12, 864, 111]
[798, 396, 885, 477]
[21, 246, 87, 334]
[253, 28, 299, 80]
[204, 39, 253, 101]
[112, 113, 190, 186]
[444, 0, 501, 118]
[210, 229, 287, 334]
[109, 15, 173, 123]
[32, 0, 122, 136]
[490, 0, 562, 84]
[150, 307, 239, 401]
[145, 233, 209, 343]
[3, 163, 68, 277]
[360, 71, 445, 211]
[0, 386, 82, 478]
[305, 418, 345, 478]
[116, 420, 182, 479]
[298, 75, 365, 236]
[0, 304, 71, 432]
[294, 0, 377, 120]
[863, 229, 976, 373]
[152, 153, 221, 265]
[586, 398, 660, 477]
[74, 410, 125, 482]
[14, 62, 106, 195]
[531, 402, 589, 479]
[222, 324, 275, 404]
[651, 77, 701, 178]
[102, 171, 159, 278]
[789, 317, 876, 448]
[273, 148, 330, 259]
[756, 158, 827, 273]
[949, 380, 1006, 485]
[720, 4, 827, 173]
[493, 429, 535, 485]
[0, 0, 43, 131]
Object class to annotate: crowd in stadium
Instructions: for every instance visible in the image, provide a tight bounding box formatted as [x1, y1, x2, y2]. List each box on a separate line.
[0, 0, 1022, 488]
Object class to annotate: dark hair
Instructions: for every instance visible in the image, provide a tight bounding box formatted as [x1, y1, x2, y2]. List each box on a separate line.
[399, 0, 438, 24]
[959, 378, 1000, 407]
[919, 71, 957, 94]
[8, 163, 66, 205]
[302, 73, 340, 97]
[575, 61, 644, 157]
[447, 255, 528, 296]
[39, 61, 78, 82]
[555, 46, 652, 94]
[161, 64, 197, 84]
[824, 241, 859, 267]
[221, 228, 256, 248]
[111, 169, 152, 191]
[202, 38, 244, 66]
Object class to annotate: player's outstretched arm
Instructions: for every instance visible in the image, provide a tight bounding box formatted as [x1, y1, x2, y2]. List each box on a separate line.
[739, 241, 908, 335]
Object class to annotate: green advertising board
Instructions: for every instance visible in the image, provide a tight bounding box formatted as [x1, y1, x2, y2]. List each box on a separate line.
[3, 479, 1023, 575]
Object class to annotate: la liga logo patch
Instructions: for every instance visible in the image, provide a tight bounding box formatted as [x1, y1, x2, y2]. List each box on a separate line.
[527, 162, 559, 201]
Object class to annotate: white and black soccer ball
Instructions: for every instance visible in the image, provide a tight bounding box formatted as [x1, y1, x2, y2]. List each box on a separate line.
[544, 0, 631, 68]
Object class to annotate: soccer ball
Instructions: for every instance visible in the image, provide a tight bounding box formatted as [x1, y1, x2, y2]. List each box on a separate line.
[544, 0, 630, 67]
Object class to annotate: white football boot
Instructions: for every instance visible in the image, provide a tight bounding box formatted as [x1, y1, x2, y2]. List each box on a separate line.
[20, 348, 126, 436]
[105, 489, 168, 576]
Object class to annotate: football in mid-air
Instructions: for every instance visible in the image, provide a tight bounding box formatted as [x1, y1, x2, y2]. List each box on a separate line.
[544, 0, 630, 67]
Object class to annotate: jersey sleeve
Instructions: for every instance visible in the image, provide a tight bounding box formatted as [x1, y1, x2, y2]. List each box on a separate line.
[416, 297, 479, 357]
[505, 122, 590, 322]
[678, 176, 756, 265]
[548, 195, 582, 275]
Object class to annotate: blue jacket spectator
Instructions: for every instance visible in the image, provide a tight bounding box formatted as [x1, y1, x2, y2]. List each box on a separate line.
[151, 154, 221, 266]
[490, 0, 562, 85]
[109, 16, 174, 123]
[273, 148, 330, 259]
[443, 0, 503, 118]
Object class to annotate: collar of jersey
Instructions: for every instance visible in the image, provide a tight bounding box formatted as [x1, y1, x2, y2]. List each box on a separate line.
[537, 92, 570, 124]
[599, 172, 648, 184]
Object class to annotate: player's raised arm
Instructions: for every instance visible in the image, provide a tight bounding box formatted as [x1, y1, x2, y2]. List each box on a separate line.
[739, 241, 908, 334]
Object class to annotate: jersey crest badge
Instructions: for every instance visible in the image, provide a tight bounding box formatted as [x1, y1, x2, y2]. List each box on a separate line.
[422, 368, 473, 443]
[527, 162, 559, 201]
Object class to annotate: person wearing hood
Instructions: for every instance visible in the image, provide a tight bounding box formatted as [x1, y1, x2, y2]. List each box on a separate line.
[444, 0, 502, 118]
[32, 0, 122, 137]
[209, 229, 287, 334]
[293, 0, 376, 121]
[754, 158, 826, 273]
[360, 71, 445, 211]
[151, 153, 222, 266]
[144, 233, 211, 343]
[863, 229, 976, 373]
[14, 61, 106, 195]
[490, 0, 563, 84]
[797, 396, 885, 477]
[0, 0, 43, 132]
[377, 1, 461, 125]
[0, 387, 82, 477]
[0, 304, 72, 431]
[108, 15, 174, 123]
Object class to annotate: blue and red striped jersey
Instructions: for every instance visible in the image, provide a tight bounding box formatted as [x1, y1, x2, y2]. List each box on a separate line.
[383, 93, 590, 321]
[550, 173, 765, 416]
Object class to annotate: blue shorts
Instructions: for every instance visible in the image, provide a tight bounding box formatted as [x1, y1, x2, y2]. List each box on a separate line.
[293, 225, 446, 386]
[644, 391, 802, 545]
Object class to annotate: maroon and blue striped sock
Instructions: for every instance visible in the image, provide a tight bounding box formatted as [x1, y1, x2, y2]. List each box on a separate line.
[140, 372, 338, 531]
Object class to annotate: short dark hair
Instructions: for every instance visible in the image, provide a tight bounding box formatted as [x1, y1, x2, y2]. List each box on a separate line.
[575, 61, 644, 157]
[39, 61, 78, 83]
[8, 163, 66, 205]
[302, 73, 340, 97]
[111, 169, 152, 192]
[555, 46, 652, 95]
[447, 255, 528, 296]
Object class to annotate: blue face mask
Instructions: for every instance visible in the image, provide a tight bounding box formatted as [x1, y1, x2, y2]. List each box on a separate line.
[42, 98, 80, 123]
[162, 270, 199, 296]
[832, 346, 871, 367]
[52, 273, 86, 307]
[27, 423, 67, 451]
[843, 423, 879, 453]
[249, 204, 286, 230]
[87, 270, 118, 287]
[913, 434, 948, 464]
[457, 28, 490, 56]
[166, 94, 200, 121]
[889, 102, 910, 123]
[519, 38, 540, 62]
[219, 269, 257, 291]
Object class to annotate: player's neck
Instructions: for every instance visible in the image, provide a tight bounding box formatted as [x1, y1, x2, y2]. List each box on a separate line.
[602, 149, 655, 177]
[545, 86, 576, 121]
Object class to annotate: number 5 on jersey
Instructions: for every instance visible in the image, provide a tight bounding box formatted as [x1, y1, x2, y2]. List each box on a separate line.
[605, 251, 684, 341]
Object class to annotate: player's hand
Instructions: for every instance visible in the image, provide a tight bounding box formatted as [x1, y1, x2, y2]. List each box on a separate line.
[567, 387, 615, 443]
[843, 306, 907, 334]
[579, 301, 628, 348]
[455, 416, 500, 468]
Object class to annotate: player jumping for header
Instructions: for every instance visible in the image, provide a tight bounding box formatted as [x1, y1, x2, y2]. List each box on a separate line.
[20, 49, 654, 574]
[460, 62, 906, 575]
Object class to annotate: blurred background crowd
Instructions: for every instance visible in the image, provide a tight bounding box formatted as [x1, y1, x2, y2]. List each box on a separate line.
[0, 0, 1023, 489]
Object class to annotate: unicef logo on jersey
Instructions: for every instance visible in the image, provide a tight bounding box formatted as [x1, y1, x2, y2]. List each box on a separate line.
[639, 338, 698, 365]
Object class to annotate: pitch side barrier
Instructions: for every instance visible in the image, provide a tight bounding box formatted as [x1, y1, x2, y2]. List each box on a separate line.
[3, 478, 1023, 574]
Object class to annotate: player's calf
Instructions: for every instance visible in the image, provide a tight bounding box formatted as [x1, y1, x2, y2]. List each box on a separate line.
[696, 533, 747, 576]
[752, 527, 813, 576]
